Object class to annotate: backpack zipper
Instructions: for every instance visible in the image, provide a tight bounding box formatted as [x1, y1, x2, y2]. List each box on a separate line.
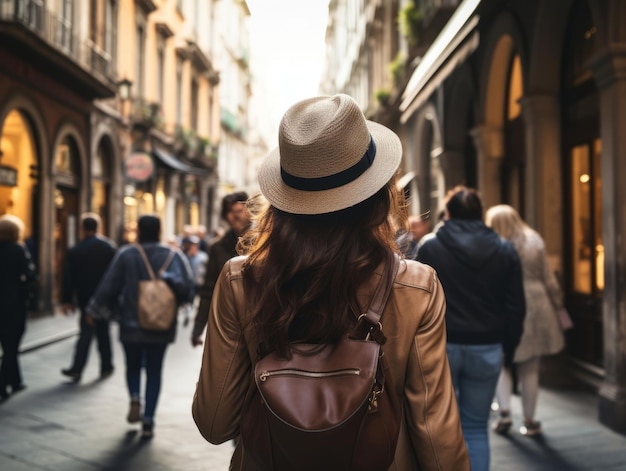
[259, 368, 360, 382]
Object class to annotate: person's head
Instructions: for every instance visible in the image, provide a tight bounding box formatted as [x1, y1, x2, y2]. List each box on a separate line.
[81, 212, 101, 236]
[247, 93, 403, 354]
[0, 214, 25, 243]
[445, 186, 484, 221]
[485, 204, 527, 241]
[408, 214, 431, 242]
[221, 191, 250, 235]
[137, 215, 161, 243]
[196, 224, 207, 238]
[182, 235, 200, 254]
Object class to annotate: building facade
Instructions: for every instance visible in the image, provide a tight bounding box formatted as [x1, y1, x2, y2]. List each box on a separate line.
[0, 0, 254, 313]
[324, 0, 626, 434]
[213, 0, 252, 228]
[0, 0, 117, 309]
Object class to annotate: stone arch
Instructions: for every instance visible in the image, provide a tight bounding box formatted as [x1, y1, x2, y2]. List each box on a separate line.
[408, 102, 444, 214]
[51, 121, 89, 211]
[479, 11, 527, 129]
[0, 92, 48, 175]
[472, 11, 526, 207]
[92, 129, 122, 239]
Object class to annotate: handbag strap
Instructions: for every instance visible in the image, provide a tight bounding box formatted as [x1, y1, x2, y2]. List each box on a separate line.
[355, 252, 400, 343]
[135, 244, 176, 280]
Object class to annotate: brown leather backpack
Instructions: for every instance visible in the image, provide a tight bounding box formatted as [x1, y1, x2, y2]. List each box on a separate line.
[240, 254, 401, 470]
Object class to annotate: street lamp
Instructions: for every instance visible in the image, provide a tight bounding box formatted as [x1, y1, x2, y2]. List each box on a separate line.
[117, 78, 133, 101]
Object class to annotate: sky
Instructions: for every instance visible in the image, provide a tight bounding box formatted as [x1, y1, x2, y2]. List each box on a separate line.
[246, 0, 331, 145]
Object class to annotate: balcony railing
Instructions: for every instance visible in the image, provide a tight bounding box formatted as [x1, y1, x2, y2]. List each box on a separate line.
[0, 0, 114, 82]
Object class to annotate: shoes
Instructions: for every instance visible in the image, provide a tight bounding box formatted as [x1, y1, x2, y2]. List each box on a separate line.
[100, 368, 115, 379]
[141, 420, 154, 439]
[493, 413, 513, 435]
[61, 369, 81, 382]
[0, 388, 9, 403]
[127, 398, 142, 423]
[520, 420, 543, 437]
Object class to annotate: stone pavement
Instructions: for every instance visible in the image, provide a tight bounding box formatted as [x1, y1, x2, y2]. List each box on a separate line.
[1, 314, 626, 470]
[1, 314, 233, 470]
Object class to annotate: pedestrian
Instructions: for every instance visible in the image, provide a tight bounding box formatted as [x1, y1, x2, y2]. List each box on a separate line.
[397, 214, 431, 259]
[87, 215, 194, 438]
[190, 191, 250, 347]
[192, 94, 470, 469]
[417, 186, 526, 471]
[60, 213, 117, 382]
[195, 224, 210, 253]
[0, 214, 36, 402]
[183, 235, 208, 292]
[486, 204, 566, 437]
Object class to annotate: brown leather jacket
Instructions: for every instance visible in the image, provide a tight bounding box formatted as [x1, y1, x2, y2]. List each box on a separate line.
[192, 256, 470, 470]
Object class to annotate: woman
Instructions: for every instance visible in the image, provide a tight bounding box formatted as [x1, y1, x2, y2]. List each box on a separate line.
[0, 214, 36, 402]
[87, 215, 194, 438]
[486, 204, 565, 436]
[192, 94, 470, 470]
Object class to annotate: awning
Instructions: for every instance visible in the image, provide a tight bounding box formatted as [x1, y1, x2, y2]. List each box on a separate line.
[152, 147, 212, 176]
[400, 0, 481, 123]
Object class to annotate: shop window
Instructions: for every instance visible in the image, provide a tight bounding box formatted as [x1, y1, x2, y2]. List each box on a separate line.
[92, 138, 112, 235]
[0, 110, 38, 244]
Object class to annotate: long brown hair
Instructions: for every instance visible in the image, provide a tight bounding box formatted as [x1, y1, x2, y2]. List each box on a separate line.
[240, 180, 405, 358]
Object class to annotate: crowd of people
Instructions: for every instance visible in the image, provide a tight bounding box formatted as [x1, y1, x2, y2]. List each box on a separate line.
[0, 93, 573, 470]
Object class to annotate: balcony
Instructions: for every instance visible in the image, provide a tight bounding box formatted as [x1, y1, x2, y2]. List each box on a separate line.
[131, 98, 164, 131]
[0, 0, 117, 98]
[220, 107, 246, 139]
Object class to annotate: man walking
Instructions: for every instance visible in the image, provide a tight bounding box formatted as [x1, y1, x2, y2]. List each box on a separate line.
[191, 191, 250, 347]
[61, 213, 117, 382]
[417, 186, 525, 471]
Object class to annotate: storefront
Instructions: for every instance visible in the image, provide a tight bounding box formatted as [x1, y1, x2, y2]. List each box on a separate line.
[399, 0, 626, 432]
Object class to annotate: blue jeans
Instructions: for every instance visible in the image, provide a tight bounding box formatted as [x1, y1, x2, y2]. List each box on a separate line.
[122, 343, 168, 422]
[446, 343, 502, 471]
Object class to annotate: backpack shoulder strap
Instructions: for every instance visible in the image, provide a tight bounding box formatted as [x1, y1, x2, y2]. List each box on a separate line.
[135, 244, 156, 280]
[358, 253, 400, 338]
[157, 249, 176, 276]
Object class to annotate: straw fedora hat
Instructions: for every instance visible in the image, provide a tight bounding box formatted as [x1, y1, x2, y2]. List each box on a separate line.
[258, 94, 402, 215]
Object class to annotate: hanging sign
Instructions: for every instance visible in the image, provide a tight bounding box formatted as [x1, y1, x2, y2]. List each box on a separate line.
[125, 152, 154, 182]
[0, 165, 17, 187]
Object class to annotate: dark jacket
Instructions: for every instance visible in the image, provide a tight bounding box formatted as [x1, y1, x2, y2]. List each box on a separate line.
[417, 219, 525, 359]
[87, 242, 194, 344]
[192, 229, 239, 339]
[0, 241, 36, 326]
[61, 234, 117, 310]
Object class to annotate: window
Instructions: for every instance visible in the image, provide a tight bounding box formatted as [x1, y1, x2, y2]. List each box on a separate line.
[106, 0, 118, 74]
[176, 56, 183, 126]
[157, 35, 165, 104]
[191, 76, 199, 131]
[59, 0, 74, 52]
[136, 11, 147, 98]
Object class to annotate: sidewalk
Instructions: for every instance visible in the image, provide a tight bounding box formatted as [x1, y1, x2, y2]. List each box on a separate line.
[20, 311, 79, 353]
